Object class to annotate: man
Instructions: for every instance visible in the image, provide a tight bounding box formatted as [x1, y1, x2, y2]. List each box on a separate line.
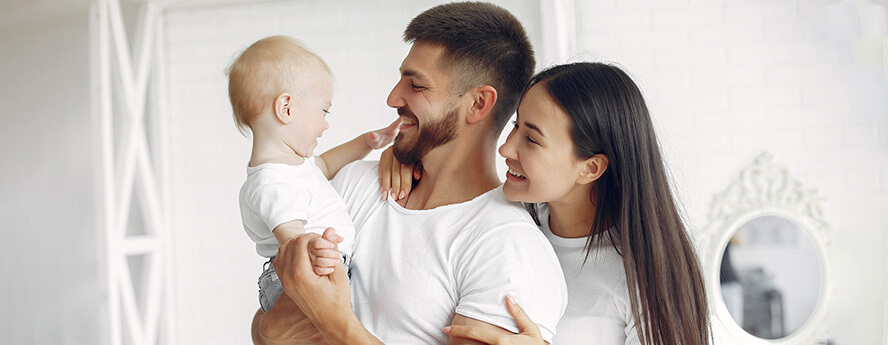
[254, 3, 567, 344]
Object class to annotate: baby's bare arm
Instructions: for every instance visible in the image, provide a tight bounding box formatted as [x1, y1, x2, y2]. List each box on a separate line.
[273, 220, 307, 245]
[316, 119, 401, 179]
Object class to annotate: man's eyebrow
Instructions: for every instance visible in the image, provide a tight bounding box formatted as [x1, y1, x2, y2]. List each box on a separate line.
[524, 122, 546, 137]
[400, 68, 429, 84]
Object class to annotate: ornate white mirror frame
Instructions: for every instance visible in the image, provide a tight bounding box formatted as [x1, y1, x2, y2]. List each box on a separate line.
[699, 153, 832, 345]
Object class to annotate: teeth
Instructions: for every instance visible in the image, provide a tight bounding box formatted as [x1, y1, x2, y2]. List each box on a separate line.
[401, 120, 416, 125]
[508, 168, 526, 179]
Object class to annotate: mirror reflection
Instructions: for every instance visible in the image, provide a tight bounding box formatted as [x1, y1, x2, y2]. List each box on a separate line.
[719, 215, 822, 339]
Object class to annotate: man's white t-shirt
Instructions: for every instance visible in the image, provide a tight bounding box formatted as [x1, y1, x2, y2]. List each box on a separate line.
[239, 157, 355, 258]
[537, 205, 641, 345]
[331, 161, 567, 344]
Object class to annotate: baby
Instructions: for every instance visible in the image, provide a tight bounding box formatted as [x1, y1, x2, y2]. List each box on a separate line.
[226, 35, 399, 313]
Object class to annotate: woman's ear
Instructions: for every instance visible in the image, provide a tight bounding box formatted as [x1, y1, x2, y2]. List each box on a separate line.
[465, 85, 498, 124]
[578, 154, 609, 185]
[274, 93, 293, 124]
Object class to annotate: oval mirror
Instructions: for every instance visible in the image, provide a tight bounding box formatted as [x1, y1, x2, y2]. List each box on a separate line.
[719, 215, 822, 339]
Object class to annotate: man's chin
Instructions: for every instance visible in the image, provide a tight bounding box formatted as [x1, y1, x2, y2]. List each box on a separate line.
[393, 147, 420, 166]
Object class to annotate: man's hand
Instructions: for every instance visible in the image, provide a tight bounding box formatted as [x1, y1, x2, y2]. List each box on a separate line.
[274, 230, 354, 339]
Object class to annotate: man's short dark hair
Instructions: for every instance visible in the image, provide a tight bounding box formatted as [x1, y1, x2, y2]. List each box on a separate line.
[404, 2, 535, 136]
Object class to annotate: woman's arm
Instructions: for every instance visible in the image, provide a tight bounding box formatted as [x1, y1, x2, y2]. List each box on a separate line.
[377, 146, 421, 201]
[444, 296, 548, 345]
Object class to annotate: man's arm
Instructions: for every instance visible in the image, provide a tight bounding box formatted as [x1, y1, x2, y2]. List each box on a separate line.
[274, 231, 385, 345]
[252, 295, 327, 345]
[448, 314, 514, 345]
[316, 119, 401, 179]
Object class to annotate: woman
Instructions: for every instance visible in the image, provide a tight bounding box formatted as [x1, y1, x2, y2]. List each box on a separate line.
[382, 62, 711, 345]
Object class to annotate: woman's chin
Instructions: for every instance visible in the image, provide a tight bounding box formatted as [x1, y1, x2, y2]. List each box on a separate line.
[502, 182, 532, 203]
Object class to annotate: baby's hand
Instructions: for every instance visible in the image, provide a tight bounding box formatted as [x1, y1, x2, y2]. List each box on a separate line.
[308, 228, 344, 276]
[365, 118, 402, 149]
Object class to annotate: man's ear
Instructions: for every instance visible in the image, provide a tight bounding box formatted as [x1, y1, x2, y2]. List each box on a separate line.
[465, 85, 497, 124]
[578, 154, 609, 185]
[274, 93, 294, 124]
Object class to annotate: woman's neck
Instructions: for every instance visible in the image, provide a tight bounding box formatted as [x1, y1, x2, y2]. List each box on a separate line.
[546, 192, 597, 239]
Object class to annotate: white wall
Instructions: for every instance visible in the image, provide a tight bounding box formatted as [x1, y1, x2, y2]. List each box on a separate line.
[0, 6, 106, 345]
[162, 1, 542, 344]
[571, 0, 887, 344]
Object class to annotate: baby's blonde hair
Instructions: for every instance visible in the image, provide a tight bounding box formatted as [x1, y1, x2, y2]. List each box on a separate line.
[226, 36, 331, 135]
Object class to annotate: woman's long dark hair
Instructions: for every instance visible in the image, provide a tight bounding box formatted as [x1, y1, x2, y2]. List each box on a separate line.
[524, 62, 710, 345]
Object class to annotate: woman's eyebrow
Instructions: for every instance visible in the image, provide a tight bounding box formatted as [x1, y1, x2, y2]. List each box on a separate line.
[524, 122, 545, 137]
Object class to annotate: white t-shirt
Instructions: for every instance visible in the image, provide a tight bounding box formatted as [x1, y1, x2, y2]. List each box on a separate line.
[537, 205, 641, 345]
[331, 161, 567, 344]
[239, 157, 355, 258]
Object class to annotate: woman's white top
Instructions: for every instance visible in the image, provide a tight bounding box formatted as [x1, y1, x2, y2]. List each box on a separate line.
[538, 206, 641, 345]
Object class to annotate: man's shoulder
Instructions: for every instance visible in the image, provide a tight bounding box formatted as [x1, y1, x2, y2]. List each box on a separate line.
[331, 160, 382, 203]
[469, 187, 538, 229]
[333, 160, 379, 185]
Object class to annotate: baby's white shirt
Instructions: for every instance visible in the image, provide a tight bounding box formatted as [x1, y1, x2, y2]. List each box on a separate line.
[239, 156, 355, 258]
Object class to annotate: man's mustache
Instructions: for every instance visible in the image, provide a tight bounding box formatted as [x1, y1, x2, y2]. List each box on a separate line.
[396, 107, 418, 122]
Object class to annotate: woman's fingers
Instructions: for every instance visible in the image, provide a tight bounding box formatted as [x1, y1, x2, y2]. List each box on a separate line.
[389, 150, 404, 199]
[397, 159, 413, 200]
[506, 295, 541, 337]
[378, 147, 394, 200]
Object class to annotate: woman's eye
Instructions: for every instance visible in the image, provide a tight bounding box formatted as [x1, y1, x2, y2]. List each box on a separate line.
[411, 84, 424, 90]
[526, 136, 538, 145]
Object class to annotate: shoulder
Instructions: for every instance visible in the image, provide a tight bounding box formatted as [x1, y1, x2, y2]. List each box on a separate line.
[241, 164, 315, 200]
[460, 189, 542, 242]
[331, 160, 379, 189]
[245, 163, 311, 186]
[456, 189, 561, 273]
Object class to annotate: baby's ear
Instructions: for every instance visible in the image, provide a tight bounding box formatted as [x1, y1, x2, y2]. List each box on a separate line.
[274, 93, 293, 124]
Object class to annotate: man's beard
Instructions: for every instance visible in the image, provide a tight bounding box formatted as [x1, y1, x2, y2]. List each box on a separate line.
[392, 103, 460, 165]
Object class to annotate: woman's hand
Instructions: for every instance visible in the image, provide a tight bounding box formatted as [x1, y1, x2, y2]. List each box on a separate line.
[378, 146, 421, 201]
[443, 296, 547, 345]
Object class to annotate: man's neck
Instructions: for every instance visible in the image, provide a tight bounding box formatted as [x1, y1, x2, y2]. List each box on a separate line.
[398, 139, 501, 210]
